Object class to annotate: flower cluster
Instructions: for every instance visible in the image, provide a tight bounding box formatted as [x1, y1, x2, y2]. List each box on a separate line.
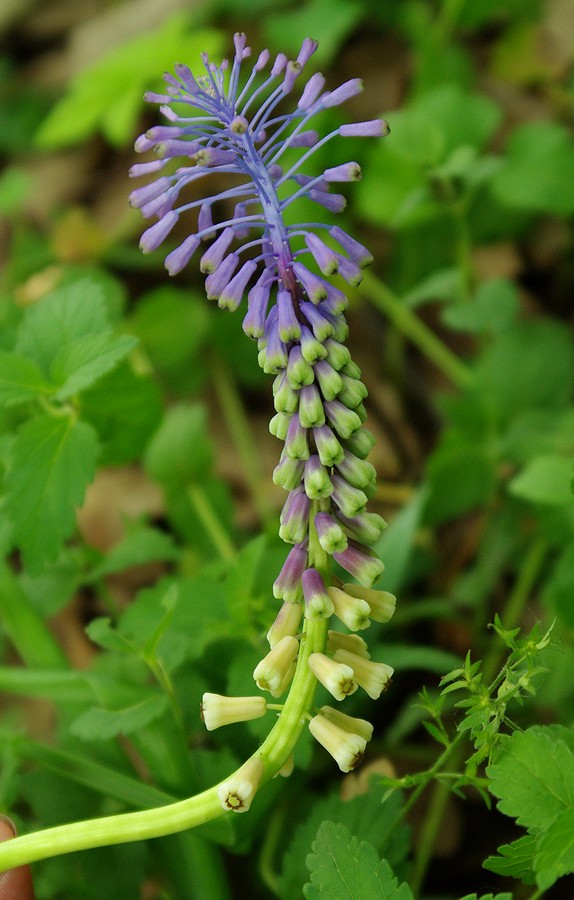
[131, 34, 394, 804]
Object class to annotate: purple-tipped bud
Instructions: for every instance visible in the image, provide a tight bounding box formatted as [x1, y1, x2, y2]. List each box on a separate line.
[315, 511, 348, 554]
[243, 271, 273, 338]
[298, 72, 326, 110]
[273, 372, 299, 413]
[297, 38, 319, 67]
[293, 263, 329, 304]
[129, 160, 168, 177]
[339, 119, 389, 137]
[269, 411, 291, 440]
[139, 211, 179, 253]
[331, 475, 368, 518]
[335, 511, 386, 545]
[338, 374, 368, 409]
[156, 139, 201, 159]
[140, 192, 174, 220]
[333, 542, 385, 587]
[322, 78, 364, 107]
[298, 383, 325, 428]
[285, 414, 310, 460]
[273, 541, 308, 601]
[233, 32, 249, 59]
[271, 52, 288, 76]
[300, 325, 328, 364]
[197, 203, 213, 235]
[300, 301, 335, 342]
[267, 601, 303, 648]
[282, 60, 302, 93]
[313, 425, 345, 466]
[143, 91, 174, 104]
[313, 359, 343, 401]
[336, 452, 377, 490]
[135, 134, 155, 153]
[323, 162, 362, 183]
[289, 130, 320, 148]
[218, 259, 257, 311]
[173, 62, 200, 92]
[324, 399, 362, 439]
[305, 233, 338, 275]
[335, 255, 364, 286]
[193, 148, 236, 167]
[277, 290, 301, 342]
[129, 177, 172, 209]
[302, 568, 334, 619]
[146, 125, 185, 141]
[279, 490, 310, 543]
[286, 345, 314, 389]
[165, 234, 201, 275]
[324, 339, 351, 371]
[255, 49, 270, 70]
[200, 229, 235, 273]
[304, 454, 333, 500]
[273, 451, 305, 492]
[343, 427, 376, 459]
[329, 226, 374, 268]
[205, 253, 239, 300]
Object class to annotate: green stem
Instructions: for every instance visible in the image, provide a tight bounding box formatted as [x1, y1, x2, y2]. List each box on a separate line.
[358, 271, 474, 391]
[209, 354, 274, 527]
[186, 483, 236, 562]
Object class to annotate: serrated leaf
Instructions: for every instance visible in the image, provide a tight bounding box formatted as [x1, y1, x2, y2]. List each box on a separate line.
[304, 821, 413, 899]
[85, 618, 135, 653]
[483, 833, 537, 883]
[487, 728, 574, 830]
[15, 278, 109, 376]
[52, 332, 137, 399]
[70, 693, 169, 741]
[5, 415, 99, 573]
[534, 807, 574, 890]
[0, 352, 47, 406]
[508, 454, 573, 506]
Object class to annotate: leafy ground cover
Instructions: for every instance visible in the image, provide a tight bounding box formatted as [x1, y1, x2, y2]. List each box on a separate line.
[0, 0, 573, 897]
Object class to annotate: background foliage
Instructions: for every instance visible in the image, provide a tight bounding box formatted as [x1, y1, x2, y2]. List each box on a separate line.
[0, 0, 573, 897]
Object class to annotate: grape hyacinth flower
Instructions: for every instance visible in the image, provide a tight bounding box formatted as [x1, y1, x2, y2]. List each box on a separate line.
[129, 32, 395, 782]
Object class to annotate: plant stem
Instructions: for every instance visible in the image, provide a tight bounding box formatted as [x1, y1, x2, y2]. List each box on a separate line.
[209, 353, 274, 527]
[358, 271, 474, 391]
[186, 483, 236, 562]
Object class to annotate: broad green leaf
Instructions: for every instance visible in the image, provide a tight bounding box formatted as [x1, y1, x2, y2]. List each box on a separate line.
[492, 122, 574, 214]
[404, 267, 462, 309]
[304, 821, 413, 899]
[36, 19, 224, 147]
[442, 278, 519, 334]
[0, 351, 46, 406]
[144, 403, 213, 488]
[483, 834, 537, 883]
[88, 526, 180, 580]
[487, 728, 574, 830]
[71, 693, 169, 741]
[425, 432, 495, 524]
[52, 332, 138, 399]
[85, 617, 135, 653]
[15, 278, 109, 376]
[5, 415, 99, 573]
[534, 807, 574, 890]
[508, 454, 573, 506]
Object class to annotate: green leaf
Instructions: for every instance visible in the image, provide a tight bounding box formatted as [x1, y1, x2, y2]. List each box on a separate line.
[508, 454, 574, 506]
[16, 278, 109, 376]
[382, 643, 461, 674]
[442, 278, 519, 334]
[483, 834, 537, 883]
[303, 821, 413, 899]
[144, 404, 213, 488]
[425, 431, 495, 524]
[0, 351, 47, 406]
[264, 0, 365, 65]
[36, 19, 224, 148]
[52, 332, 138, 399]
[459, 894, 513, 900]
[70, 693, 170, 741]
[492, 122, 574, 215]
[487, 728, 574, 830]
[88, 525, 180, 581]
[5, 415, 99, 573]
[534, 807, 574, 890]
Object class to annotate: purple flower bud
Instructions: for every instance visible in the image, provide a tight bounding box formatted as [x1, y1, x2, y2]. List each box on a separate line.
[335, 255, 363, 286]
[300, 301, 335, 342]
[302, 567, 334, 619]
[255, 49, 270, 70]
[269, 411, 291, 440]
[329, 226, 374, 268]
[273, 451, 305, 492]
[322, 78, 364, 107]
[324, 400, 362, 440]
[282, 60, 303, 93]
[313, 359, 343, 401]
[197, 203, 213, 235]
[143, 91, 174, 104]
[243, 271, 273, 338]
[298, 72, 326, 110]
[324, 339, 351, 371]
[333, 542, 385, 588]
[289, 130, 319, 148]
[173, 63, 200, 92]
[297, 38, 319, 67]
[313, 424, 345, 466]
[285, 414, 309, 460]
[279, 489, 310, 543]
[140, 192, 174, 220]
[273, 372, 299, 413]
[271, 52, 288, 76]
[165, 234, 201, 275]
[331, 475, 368, 518]
[304, 454, 333, 500]
[200, 228, 235, 273]
[193, 148, 236, 167]
[343, 427, 376, 459]
[338, 374, 368, 408]
[323, 162, 362, 183]
[300, 325, 328, 363]
[339, 119, 389, 137]
[134, 134, 155, 153]
[315, 511, 348, 554]
[129, 177, 172, 208]
[336, 452, 377, 490]
[308, 189, 347, 213]
[298, 383, 325, 428]
[129, 160, 168, 177]
[273, 541, 308, 601]
[305, 234, 339, 275]
[139, 211, 179, 253]
[218, 259, 257, 311]
[335, 511, 386, 545]
[277, 290, 301, 342]
[156, 139, 201, 159]
[293, 263, 329, 304]
[205, 253, 239, 300]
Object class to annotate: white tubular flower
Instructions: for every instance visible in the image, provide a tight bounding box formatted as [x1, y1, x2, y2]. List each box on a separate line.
[327, 585, 371, 631]
[318, 705, 374, 742]
[217, 757, 265, 813]
[327, 630, 370, 659]
[333, 649, 393, 699]
[267, 601, 303, 648]
[253, 635, 299, 696]
[343, 584, 396, 623]
[309, 713, 367, 772]
[308, 651, 358, 701]
[200, 693, 267, 731]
